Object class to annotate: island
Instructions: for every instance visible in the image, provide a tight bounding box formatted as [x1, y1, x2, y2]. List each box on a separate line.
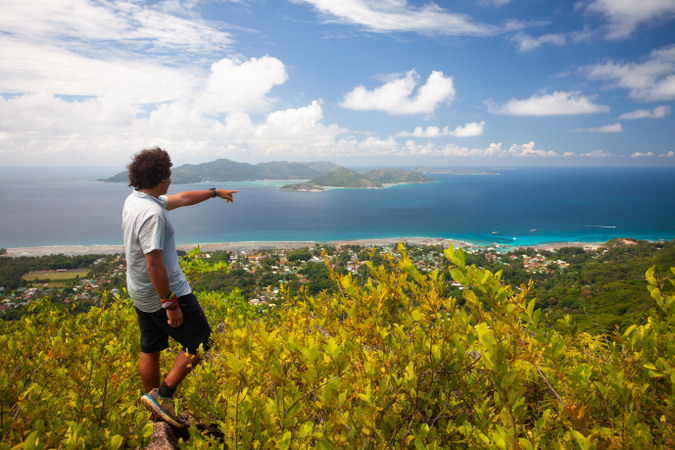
[99, 159, 342, 184]
[100, 158, 435, 189]
[280, 167, 434, 190]
[280, 183, 325, 192]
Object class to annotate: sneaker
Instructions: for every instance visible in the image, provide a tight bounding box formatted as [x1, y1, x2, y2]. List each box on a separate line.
[140, 388, 186, 428]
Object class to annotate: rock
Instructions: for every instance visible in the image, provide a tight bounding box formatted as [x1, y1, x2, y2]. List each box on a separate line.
[144, 419, 190, 449]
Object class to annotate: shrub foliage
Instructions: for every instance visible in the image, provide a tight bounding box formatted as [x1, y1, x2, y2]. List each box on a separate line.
[1, 244, 674, 448]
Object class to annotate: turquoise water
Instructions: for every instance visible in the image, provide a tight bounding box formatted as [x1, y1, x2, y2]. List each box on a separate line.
[1, 166, 674, 248]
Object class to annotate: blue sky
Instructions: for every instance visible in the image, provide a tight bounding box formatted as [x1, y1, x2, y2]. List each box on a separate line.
[1, 0, 674, 167]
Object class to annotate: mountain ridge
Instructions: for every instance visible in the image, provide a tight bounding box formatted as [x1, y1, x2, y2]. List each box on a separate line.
[99, 159, 342, 184]
[280, 166, 434, 190]
[99, 159, 434, 187]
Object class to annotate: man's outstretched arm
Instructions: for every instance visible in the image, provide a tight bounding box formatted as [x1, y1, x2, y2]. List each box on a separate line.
[165, 189, 238, 211]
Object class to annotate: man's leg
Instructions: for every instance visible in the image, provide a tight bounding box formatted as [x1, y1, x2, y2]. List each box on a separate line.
[139, 351, 161, 393]
[161, 293, 211, 392]
[163, 351, 202, 390]
[139, 351, 190, 428]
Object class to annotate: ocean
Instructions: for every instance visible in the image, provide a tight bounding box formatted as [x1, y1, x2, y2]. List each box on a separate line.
[1, 166, 674, 249]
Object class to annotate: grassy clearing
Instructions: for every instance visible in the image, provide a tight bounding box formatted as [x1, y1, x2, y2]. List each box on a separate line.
[22, 269, 88, 283]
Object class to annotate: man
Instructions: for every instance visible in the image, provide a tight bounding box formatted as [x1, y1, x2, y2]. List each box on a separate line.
[122, 147, 238, 427]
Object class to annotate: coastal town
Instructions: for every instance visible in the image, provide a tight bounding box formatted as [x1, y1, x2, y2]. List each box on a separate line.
[0, 240, 585, 318]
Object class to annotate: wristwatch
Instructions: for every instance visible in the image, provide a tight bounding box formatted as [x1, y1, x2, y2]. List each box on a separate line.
[211, 187, 217, 198]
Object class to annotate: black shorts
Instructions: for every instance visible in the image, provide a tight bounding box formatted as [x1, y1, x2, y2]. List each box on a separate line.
[135, 293, 212, 355]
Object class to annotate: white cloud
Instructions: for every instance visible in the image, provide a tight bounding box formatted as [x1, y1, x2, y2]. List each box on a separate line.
[397, 121, 485, 137]
[0, 89, 347, 164]
[386, 140, 561, 159]
[586, 0, 675, 39]
[1, 0, 671, 167]
[563, 150, 611, 158]
[290, 0, 501, 36]
[199, 56, 288, 114]
[142, 101, 348, 162]
[629, 150, 675, 158]
[0, 93, 138, 135]
[0, 36, 200, 103]
[222, 113, 256, 141]
[619, 105, 671, 119]
[0, 0, 233, 103]
[511, 29, 592, 52]
[571, 123, 623, 133]
[489, 91, 609, 115]
[341, 70, 455, 114]
[506, 141, 558, 157]
[512, 33, 566, 52]
[586, 45, 675, 101]
[253, 101, 345, 146]
[0, 0, 232, 54]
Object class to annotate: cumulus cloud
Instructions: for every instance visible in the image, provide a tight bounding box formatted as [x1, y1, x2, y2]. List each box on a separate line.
[488, 91, 609, 115]
[397, 121, 485, 137]
[505, 141, 558, 157]
[619, 105, 671, 119]
[290, 0, 501, 36]
[571, 123, 623, 133]
[341, 70, 455, 115]
[630, 150, 675, 158]
[253, 101, 345, 145]
[384, 140, 561, 159]
[199, 56, 288, 114]
[586, 0, 675, 40]
[563, 150, 611, 158]
[0, 93, 138, 135]
[0, 0, 302, 165]
[586, 45, 675, 101]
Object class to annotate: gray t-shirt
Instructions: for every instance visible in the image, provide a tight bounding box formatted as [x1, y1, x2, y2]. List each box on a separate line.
[122, 190, 191, 312]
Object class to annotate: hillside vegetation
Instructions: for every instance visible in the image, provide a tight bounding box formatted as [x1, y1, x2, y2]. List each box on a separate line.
[281, 167, 433, 190]
[364, 168, 434, 184]
[1, 245, 674, 448]
[100, 159, 341, 184]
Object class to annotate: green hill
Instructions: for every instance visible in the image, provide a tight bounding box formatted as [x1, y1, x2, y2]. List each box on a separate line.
[364, 168, 433, 184]
[281, 166, 434, 190]
[100, 159, 341, 184]
[168, 159, 260, 183]
[308, 167, 381, 188]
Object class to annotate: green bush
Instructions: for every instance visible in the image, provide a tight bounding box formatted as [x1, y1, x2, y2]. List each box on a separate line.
[1, 245, 673, 448]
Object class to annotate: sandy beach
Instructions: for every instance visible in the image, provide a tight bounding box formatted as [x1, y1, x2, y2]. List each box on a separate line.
[4, 237, 607, 257]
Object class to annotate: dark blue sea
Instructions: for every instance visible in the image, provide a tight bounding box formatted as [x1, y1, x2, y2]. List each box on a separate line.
[1, 166, 674, 249]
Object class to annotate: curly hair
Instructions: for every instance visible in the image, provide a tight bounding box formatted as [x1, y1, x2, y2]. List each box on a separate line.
[127, 147, 173, 189]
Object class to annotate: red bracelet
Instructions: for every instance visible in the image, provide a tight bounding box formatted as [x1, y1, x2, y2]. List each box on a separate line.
[161, 292, 178, 309]
[165, 301, 179, 310]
